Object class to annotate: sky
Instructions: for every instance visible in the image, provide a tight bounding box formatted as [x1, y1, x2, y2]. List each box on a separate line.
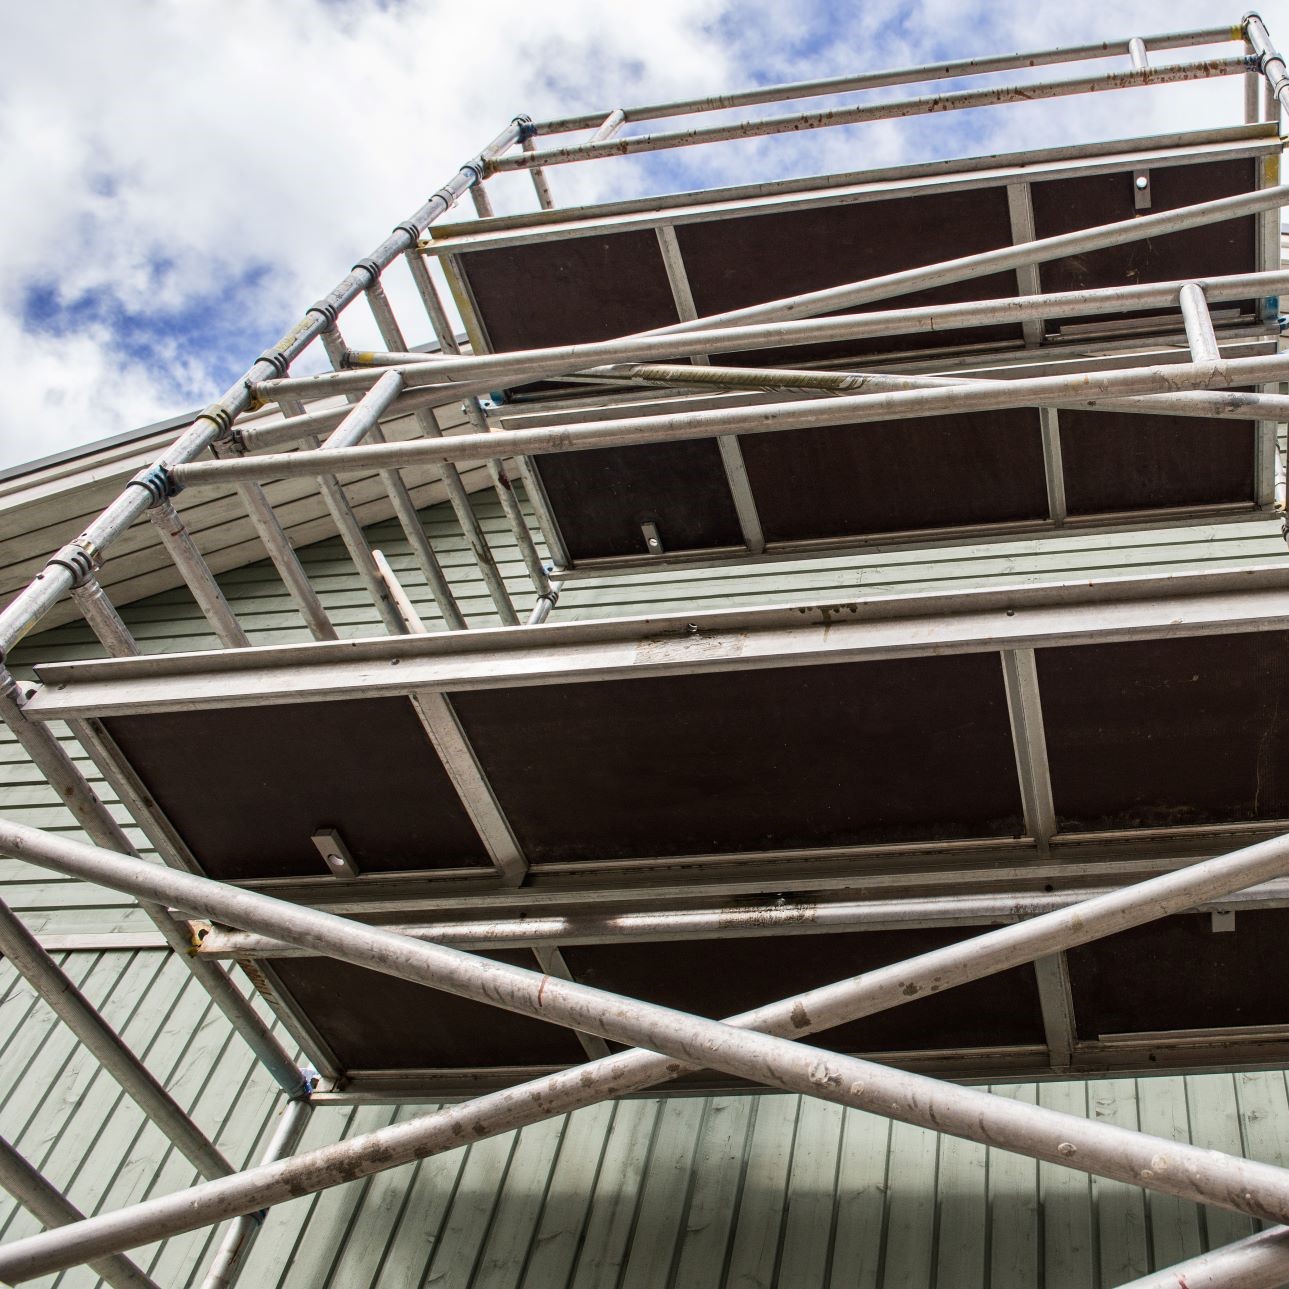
[0, 0, 1283, 471]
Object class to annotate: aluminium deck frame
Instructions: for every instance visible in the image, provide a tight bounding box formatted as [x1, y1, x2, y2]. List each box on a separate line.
[2, 14, 1289, 1287]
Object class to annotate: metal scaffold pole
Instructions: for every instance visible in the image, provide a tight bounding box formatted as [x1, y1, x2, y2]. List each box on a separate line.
[0, 117, 528, 659]
[3, 819, 1289, 1276]
[169, 349, 1289, 485]
[0, 671, 306, 1101]
[0, 1135, 160, 1289]
[0, 15, 1288, 1285]
[0, 896, 232, 1181]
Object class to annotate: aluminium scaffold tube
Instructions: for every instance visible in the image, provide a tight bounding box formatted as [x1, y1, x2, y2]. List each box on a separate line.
[366, 264, 552, 613]
[214, 473, 340, 642]
[1117, 1225, 1289, 1289]
[197, 1096, 313, 1289]
[259, 265, 1289, 402]
[0, 116, 528, 661]
[1178, 281, 1222, 361]
[345, 290, 465, 630]
[399, 241, 571, 572]
[170, 350, 1289, 486]
[313, 311, 466, 631]
[280, 374, 459, 636]
[531, 24, 1237, 131]
[275, 374, 410, 636]
[341, 292, 527, 623]
[0, 896, 232, 1182]
[587, 360, 1289, 426]
[493, 57, 1253, 171]
[193, 878, 1289, 959]
[242, 366, 1289, 443]
[69, 581, 138, 659]
[0, 672, 306, 1101]
[5, 821, 1289, 1276]
[146, 500, 252, 649]
[1246, 12, 1289, 116]
[0, 1136, 160, 1289]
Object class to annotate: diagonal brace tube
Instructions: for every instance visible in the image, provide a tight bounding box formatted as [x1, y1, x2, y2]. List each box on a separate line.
[171, 350, 1289, 485]
[4, 823, 1289, 1277]
[261, 268, 1289, 402]
[1116, 1225, 1289, 1288]
[0, 671, 305, 1100]
[591, 360, 1289, 425]
[0, 116, 526, 661]
[0, 896, 232, 1182]
[0, 1135, 160, 1289]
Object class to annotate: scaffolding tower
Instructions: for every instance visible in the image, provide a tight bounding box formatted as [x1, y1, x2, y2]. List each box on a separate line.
[3, 13, 1289, 1286]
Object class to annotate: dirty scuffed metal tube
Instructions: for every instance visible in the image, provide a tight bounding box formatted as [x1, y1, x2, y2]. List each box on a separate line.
[5, 821, 1289, 1276]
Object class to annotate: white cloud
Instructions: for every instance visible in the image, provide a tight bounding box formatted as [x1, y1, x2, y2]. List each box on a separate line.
[0, 0, 1280, 468]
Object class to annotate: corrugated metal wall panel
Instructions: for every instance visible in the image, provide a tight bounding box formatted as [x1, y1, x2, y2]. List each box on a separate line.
[2, 947, 1287, 1288]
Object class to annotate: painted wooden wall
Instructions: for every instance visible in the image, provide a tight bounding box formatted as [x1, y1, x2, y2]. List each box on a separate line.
[1, 490, 1286, 1286]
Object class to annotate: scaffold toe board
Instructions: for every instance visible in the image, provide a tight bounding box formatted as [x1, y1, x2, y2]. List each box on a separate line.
[23, 566, 1289, 1089]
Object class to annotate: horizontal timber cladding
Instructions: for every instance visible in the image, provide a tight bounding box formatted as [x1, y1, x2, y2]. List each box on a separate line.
[8, 950, 1289, 1286]
[448, 654, 1024, 862]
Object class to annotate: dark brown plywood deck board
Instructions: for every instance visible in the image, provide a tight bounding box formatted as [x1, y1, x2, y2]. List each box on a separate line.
[674, 186, 1023, 367]
[562, 928, 1045, 1054]
[102, 698, 491, 880]
[530, 439, 743, 559]
[1067, 910, 1289, 1039]
[1057, 406, 1256, 515]
[1032, 158, 1258, 329]
[268, 954, 587, 1069]
[738, 407, 1047, 542]
[459, 228, 680, 352]
[1038, 630, 1289, 833]
[451, 654, 1024, 864]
